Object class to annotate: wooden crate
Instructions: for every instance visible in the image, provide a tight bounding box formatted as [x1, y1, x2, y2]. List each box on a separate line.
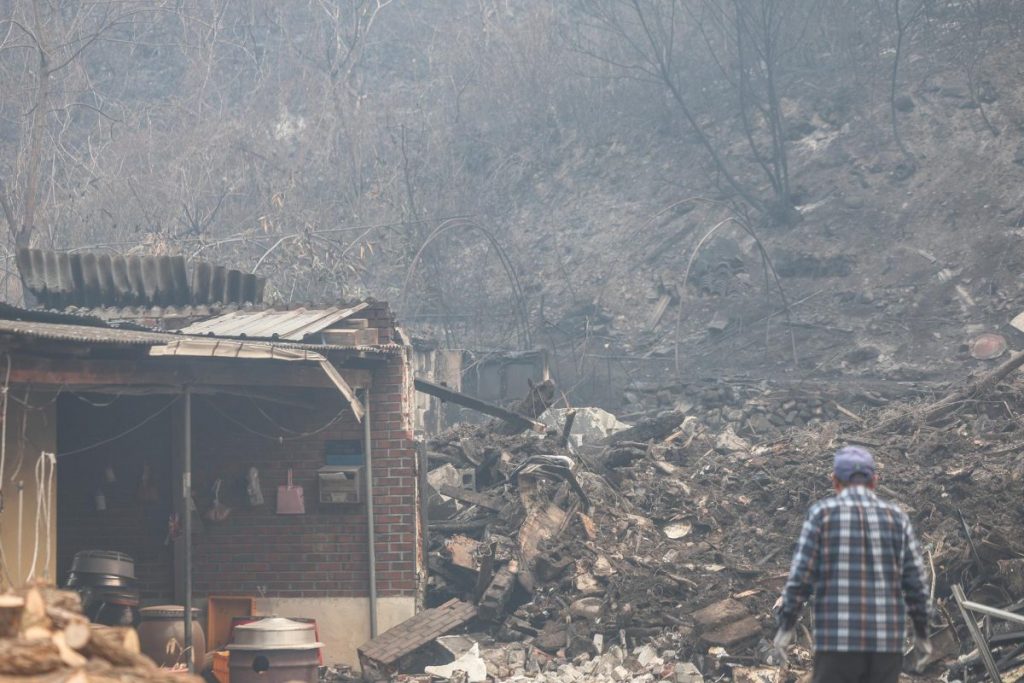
[207, 596, 255, 651]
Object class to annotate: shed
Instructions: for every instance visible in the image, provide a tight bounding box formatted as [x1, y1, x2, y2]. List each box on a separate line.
[0, 300, 422, 667]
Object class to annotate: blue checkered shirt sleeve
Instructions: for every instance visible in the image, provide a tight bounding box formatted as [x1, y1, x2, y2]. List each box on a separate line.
[779, 504, 822, 629]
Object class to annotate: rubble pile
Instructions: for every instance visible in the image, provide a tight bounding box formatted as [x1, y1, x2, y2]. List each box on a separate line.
[373, 355, 1024, 682]
[622, 377, 924, 439]
[0, 581, 202, 683]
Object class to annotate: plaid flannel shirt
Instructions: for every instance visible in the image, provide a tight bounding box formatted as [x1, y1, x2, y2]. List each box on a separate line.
[779, 486, 931, 652]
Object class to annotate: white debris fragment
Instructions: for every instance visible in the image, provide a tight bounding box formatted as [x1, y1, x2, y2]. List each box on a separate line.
[424, 642, 488, 682]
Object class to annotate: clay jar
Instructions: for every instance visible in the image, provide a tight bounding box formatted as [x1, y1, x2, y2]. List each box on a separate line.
[137, 605, 206, 670]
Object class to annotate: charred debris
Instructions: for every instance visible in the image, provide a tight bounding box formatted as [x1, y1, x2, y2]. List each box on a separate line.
[361, 355, 1024, 683]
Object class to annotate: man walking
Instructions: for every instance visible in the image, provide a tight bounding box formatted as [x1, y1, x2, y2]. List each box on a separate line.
[774, 446, 932, 682]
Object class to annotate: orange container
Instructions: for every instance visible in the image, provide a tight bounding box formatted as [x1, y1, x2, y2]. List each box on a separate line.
[212, 651, 230, 683]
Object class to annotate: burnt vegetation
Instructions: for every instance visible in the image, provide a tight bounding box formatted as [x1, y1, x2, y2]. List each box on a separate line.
[0, 0, 1022, 376]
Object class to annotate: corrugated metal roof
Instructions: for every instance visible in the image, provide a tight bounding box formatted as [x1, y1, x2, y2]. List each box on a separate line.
[16, 248, 265, 308]
[0, 318, 400, 355]
[179, 303, 370, 341]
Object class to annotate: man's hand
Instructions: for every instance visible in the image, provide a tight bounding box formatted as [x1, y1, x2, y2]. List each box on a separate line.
[772, 627, 795, 665]
[913, 634, 933, 671]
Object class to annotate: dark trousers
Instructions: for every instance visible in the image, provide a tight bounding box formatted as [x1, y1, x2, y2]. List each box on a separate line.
[812, 651, 903, 683]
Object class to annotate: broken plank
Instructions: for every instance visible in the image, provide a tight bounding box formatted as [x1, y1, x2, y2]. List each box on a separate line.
[438, 484, 505, 512]
[414, 377, 544, 433]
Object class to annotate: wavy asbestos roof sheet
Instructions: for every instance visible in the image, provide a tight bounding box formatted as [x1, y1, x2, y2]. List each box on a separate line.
[16, 248, 265, 308]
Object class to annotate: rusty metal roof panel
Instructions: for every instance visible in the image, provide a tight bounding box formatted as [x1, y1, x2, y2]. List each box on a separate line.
[178, 303, 369, 341]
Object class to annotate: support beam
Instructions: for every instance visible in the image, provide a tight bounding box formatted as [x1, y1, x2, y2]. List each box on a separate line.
[5, 356, 369, 392]
[413, 378, 544, 433]
[183, 388, 194, 674]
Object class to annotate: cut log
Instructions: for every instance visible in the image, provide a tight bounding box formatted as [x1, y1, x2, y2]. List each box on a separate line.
[61, 619, 92, 651]
[25, 625, 55, 640]
[0, 638, 63, 675]
[84, 625, 151, 668]
[38, 586, 83, 614]
[0, 593, 26, 637]
[47, 605, 88, 630]
[23, 588, 52, 632]
[52, 630, 88, 667]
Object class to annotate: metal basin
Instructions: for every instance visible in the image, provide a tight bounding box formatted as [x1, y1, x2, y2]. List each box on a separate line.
[227, 617, 323, 651]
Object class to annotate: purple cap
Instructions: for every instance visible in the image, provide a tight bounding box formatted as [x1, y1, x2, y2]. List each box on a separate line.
[833, 446, 876, 483]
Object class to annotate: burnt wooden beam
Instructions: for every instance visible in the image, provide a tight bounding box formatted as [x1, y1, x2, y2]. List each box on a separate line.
[414, 377, 545, 433]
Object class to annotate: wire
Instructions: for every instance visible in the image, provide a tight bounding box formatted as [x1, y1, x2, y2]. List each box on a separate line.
[57, 397, 180, 457]
[72, 392, 124, 408]
[248, 398, 303, 435]
[0, 354, 9, 491]
[203, 396, 349, 441]
[26, 452, 55, 582]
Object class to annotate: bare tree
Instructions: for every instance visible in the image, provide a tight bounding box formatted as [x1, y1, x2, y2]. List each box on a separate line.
[0, 1, 159, 252]
[886, 0, 927, 163]
[570, 0, 816, 223]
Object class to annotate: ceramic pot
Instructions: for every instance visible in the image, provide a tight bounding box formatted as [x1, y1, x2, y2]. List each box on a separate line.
[138, 605, 205, 670]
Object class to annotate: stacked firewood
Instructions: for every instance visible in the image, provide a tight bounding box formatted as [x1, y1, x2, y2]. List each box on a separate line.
[0, 581, 202, 683]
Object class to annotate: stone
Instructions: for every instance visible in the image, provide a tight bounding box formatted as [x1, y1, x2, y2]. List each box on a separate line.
[691, 598, 750, 628]
[674, 662, 704, 683]
[611, 665, 631, 682]
[570, 597, 605, 621]
[714, 425, 750, 454]
[635, 644, 661, 668]
[574, 572, 603, 595]
[593, 555, 616, 577]
[894, 94, 914, 112]
[746, 413, 775, 434]
[700, 616, 763, 647]
[535, 621, 568, 652]
[731, 667, 778, 683]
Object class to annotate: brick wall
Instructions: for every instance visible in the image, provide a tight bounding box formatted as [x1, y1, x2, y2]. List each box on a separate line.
[57, 352, 418, 603]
